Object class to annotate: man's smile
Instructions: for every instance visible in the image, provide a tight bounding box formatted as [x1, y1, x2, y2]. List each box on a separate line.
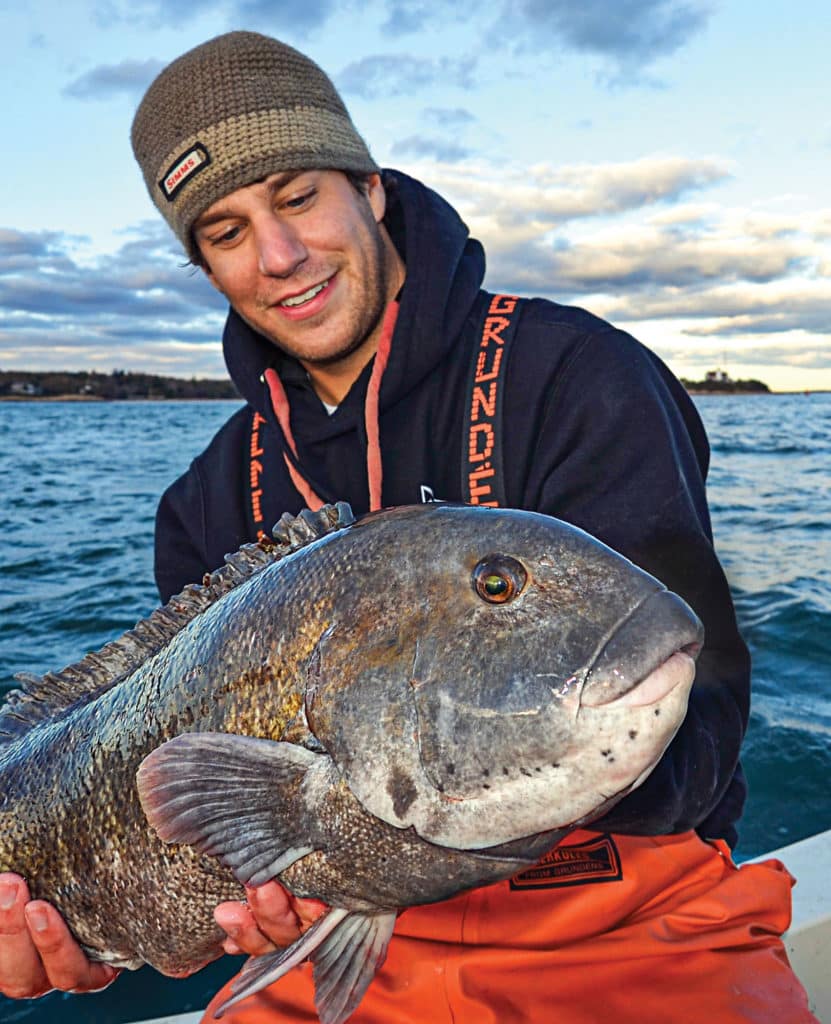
[266, 274, 340, 321]
[279, 278, 332, 309]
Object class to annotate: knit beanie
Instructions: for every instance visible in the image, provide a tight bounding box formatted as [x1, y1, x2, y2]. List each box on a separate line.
[131, 31, 380, 261]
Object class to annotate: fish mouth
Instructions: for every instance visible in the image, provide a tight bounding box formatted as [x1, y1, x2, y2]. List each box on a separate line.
[580, 590, 704, 709]
[582, 647, 699, 708]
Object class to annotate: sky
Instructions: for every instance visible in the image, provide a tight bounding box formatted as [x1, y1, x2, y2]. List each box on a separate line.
[1, 1, 829, 392]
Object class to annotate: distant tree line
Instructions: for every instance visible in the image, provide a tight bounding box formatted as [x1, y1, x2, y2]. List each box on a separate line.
[680, 377, 770, 394]
[0, 369, 240, 401]
[1, 368, 772, 400]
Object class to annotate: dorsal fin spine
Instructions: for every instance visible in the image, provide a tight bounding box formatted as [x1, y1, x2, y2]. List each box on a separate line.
[0, 502, 355, 744]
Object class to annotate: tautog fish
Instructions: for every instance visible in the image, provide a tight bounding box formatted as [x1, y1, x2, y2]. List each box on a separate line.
[0, 503, 703, 1024]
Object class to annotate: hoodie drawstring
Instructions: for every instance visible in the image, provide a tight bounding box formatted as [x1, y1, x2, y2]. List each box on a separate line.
[263, 368, 325, 511]
[363, 300, 398, 511]
[262, 299, 399, 515]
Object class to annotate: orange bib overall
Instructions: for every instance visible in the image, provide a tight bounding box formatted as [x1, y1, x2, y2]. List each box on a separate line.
[202, 830, 817, 1024]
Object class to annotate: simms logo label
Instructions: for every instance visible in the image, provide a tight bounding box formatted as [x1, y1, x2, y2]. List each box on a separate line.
[159, 144, 211, 201]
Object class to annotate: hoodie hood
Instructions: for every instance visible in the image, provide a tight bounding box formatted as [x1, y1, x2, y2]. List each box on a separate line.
[221, 169, 486, 441]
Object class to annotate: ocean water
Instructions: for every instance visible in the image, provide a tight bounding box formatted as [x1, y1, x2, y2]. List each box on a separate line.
[0, 393, 829, 1024]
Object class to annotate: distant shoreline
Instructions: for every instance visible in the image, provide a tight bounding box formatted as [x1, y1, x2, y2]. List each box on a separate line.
[0, 394, 238, 402]
[2, 390, 827, 401]
[1, 369, 826, 401]
[0, 370, 239, 402]
[686, 389, 829, 396]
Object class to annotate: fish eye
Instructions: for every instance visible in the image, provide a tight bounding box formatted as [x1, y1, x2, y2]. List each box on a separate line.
[472, 555, 528, 604]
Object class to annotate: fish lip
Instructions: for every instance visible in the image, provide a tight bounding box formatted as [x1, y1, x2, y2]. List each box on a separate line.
[581, 645, 699, 709]
[579, 589, 704, 709]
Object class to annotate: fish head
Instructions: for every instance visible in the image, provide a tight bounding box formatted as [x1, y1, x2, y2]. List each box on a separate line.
[304, 504, 703, 850]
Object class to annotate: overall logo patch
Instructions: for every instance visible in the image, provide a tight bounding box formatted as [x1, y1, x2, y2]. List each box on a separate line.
[510, 834, 622, 890]
[159, 143, 211, 201]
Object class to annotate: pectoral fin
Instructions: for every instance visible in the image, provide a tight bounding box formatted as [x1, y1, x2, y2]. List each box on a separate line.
[214, 908, 397, 1024]
[137, 732, 329, 885]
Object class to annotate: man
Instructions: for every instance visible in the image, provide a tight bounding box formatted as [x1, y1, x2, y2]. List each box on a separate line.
[0, 31, 817, 1022]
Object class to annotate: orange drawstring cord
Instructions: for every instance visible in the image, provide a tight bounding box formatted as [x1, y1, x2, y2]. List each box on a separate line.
[263, 299, 399, 514]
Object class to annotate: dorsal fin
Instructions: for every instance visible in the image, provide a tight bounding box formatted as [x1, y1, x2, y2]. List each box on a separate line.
[0, 502, 355, 744]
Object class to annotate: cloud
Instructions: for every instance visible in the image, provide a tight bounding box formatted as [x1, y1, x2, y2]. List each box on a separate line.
[422, 107, 476, 128]
[596, 277, 831, 323]
[403, 160, 831, 355]
[3, 156, 829, 381]
[0, 225, 228, 376]
[0, 327, 225, 377]
[670, 343, 831, 372]
[88, 0, 707, 80]
[391, 135, 473, 162]
[337, 55, 477, 99]
[489, 229, 829, 342]
[388, 107, 477, 162]
[93, 0, 338, 33]
[379, 0, 435, 35]
[681, 306, 831, 339]
[504, 227, 809, 294]
[513, 0, 712, 79]
[422, 156, 730, 249]
[358, 0, 709, 77]
[0, 229, 80, 273]
[63, 59, 166, 100]
[232, 0, 338, 35]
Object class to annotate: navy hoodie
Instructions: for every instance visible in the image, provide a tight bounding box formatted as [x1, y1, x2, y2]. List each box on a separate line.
[154, 169, 749, 845]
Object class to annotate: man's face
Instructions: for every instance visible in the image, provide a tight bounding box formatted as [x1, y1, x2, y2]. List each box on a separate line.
[194, 170, 402, 381]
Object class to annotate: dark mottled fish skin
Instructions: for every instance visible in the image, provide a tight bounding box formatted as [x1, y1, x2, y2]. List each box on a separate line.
[0, 503, 703, 1023]
[0, 504, 354, 974]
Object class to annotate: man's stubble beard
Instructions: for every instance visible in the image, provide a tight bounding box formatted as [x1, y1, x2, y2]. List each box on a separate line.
[260, 211, 391, 368]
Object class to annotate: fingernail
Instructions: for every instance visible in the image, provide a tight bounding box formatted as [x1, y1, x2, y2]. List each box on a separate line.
[26, 906, 49, 932]
[0, 881, 17, 910]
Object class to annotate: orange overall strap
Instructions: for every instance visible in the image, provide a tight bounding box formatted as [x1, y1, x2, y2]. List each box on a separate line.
[463, 293, 523, 508]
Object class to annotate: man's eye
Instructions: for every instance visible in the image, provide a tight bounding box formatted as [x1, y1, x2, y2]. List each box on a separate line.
[283, 188, 316, 210]
[211, 225, 241, 245]
[205, 224, 243, 245]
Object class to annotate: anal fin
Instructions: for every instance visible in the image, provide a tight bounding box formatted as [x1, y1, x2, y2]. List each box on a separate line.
[214, 908, 397, 1024]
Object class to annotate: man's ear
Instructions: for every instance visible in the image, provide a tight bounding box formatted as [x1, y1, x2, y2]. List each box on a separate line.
[365, 173, 386, 224]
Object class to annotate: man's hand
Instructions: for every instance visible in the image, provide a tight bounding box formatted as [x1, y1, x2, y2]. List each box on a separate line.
[0, 871, 324, 1000]
[0, 873, 120, 998]
[214, 881, 328, 957]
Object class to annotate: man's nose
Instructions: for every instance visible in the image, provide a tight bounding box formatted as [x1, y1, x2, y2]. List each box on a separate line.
[255, 215, 308, 277]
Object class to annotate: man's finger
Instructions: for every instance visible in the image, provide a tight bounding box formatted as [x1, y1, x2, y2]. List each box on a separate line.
[247, 882, 328, 937]
[246, 880, 311, 944]
[25, 900, 120, 993]
[214, 899, 280, 956]
[291, 895, 328, 933]
[214, 882, 330, 956]
[0, 875, 51, 999]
